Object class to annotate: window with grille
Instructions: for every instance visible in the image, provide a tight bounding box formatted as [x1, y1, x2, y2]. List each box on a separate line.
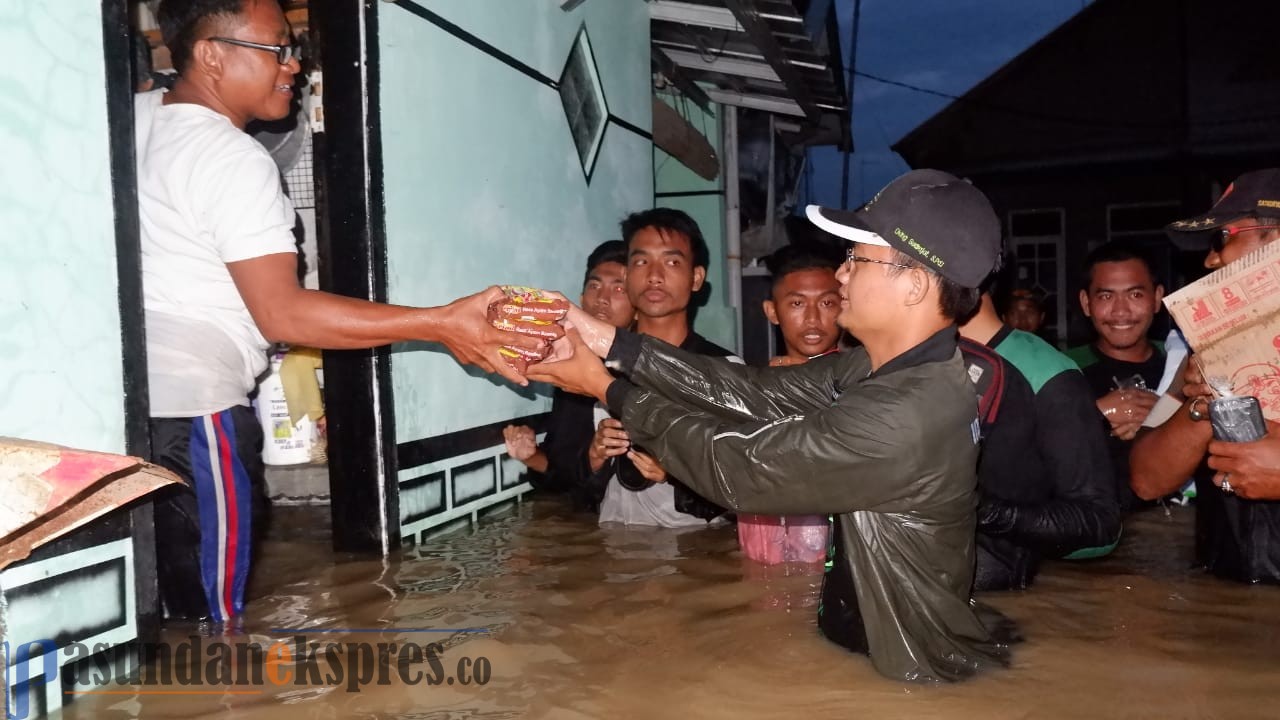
[1008, 208, 1067, 343]
[282, 139, 315, 209]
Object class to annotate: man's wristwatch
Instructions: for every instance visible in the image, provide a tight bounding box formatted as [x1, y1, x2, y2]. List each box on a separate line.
[1188, 397, 1209, 422]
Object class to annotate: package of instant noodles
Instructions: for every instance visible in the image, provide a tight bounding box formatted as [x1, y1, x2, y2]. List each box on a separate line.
[488, 286, 570, 372]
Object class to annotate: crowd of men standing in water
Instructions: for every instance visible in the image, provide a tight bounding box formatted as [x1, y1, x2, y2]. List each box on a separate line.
[505, 168, 1280, 681]
[141, 0, 1280, 688]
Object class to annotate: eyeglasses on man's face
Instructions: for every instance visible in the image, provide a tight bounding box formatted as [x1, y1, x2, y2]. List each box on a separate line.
[1212, 224, 1280, 252]
[845, 248, 914, 270]
[208, 37, 303, 65]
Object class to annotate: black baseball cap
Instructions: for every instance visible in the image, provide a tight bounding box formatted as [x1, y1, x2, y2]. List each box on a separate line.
[805, 169, 1001, 288]
[1166, 168, 1280, 250]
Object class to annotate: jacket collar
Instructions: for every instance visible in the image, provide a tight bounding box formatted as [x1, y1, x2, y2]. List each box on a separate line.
[867, 326, 959, 379]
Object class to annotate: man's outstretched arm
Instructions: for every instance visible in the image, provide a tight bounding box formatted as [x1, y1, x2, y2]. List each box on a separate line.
[228, 254, 551, 385]
[555, 307, 855, 421]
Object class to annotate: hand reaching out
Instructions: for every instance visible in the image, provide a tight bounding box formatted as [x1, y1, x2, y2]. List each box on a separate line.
[433, 286, 559, 387]
[627, 449, 668, 483]
[1207, 420, 1280, 500]
[1097, 387, 1158, 439]
[588, 418, 631, 473]
[503, 424, 538, 461]
[1181, 353, 1215, 401]
[527, 328, 616, 402]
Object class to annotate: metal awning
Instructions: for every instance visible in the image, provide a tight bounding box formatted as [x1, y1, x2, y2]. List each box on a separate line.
[650, 0, 848, 147]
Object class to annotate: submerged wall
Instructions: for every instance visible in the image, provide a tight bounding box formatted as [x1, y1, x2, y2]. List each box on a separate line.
[0, 2, 127, 453]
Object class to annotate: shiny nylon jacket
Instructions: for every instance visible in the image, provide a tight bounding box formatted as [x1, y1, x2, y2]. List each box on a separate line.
[605, 328, 1013, 682]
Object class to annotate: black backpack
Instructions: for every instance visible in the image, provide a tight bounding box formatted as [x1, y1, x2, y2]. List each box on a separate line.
[959, 337, 1007, 439]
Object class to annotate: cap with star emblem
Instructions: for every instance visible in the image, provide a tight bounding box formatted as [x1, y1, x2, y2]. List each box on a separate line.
[1166, 169, 1280, 250]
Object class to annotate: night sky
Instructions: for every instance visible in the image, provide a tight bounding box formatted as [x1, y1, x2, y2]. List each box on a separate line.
[800, 0, 1089, 210]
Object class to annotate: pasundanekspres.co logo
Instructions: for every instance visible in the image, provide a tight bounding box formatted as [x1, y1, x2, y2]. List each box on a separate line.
[4, 628, 493, 719]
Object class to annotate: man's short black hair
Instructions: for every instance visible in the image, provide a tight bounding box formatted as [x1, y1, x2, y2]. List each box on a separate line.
[158, 0, 253, 74]
[888, 248, 982, 321]
[1080, 240, 1160, 291]
[583, 240, 627, 287]
[764, 243, 843, 291]
[620, 208, 710, 269]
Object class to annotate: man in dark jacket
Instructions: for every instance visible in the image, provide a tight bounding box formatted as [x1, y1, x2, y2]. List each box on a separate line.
[960, 289, 1121, 590]
[530, 170, 1015, 682]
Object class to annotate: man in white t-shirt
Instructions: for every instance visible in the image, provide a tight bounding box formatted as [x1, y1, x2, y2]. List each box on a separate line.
[143, 0, 551, 623]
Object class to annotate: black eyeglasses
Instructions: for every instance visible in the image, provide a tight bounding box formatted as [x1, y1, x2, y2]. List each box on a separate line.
[845, 248, 914, 270]
[208, 37, 302, 65]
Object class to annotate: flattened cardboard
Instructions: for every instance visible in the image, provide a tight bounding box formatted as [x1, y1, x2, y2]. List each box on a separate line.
[1164, 240, 1280, 419]
[0, 438, 183, 571]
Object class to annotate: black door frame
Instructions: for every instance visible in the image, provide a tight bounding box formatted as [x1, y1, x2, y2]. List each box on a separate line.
[102, 0, 159, 639]
[310, 0, 400, 553]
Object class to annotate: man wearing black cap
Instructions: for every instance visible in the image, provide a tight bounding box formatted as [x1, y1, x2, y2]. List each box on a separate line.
[1131, 169, 1280, 582]
[527, 169, 1015, 683]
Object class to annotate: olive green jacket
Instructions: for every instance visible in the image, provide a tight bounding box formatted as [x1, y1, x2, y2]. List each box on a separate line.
[603, 327, 1013, 682]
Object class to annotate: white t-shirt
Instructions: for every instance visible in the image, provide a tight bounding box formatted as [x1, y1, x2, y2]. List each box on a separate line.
[134, 91, 297, 417]
[596, 351, 744, 528]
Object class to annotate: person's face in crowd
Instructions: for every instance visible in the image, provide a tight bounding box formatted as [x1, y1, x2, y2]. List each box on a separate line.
[1079, 259, 1164, 354]
[580, 261, 634, 329]
[626, 227, 705, 319]
[213, 0, 301, 125]
[764, 268, 842, 358]
[1206, 217, 1280, 268]
[1004, 296, 1045, 333]
[834, 242, 911, 336]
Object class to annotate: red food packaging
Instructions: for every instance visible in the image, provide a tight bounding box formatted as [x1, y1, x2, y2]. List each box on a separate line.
[497, 345, 547, 375]
[487, 286, 567, 374]
[487, 308, 563, 341]
[491, 285, 570, 321]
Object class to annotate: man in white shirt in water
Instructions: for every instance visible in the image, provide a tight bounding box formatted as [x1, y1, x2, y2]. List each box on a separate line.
[141, 0, 550, 623]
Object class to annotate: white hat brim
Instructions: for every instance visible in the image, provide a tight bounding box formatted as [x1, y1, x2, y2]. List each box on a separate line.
[805, 205, 889, 246]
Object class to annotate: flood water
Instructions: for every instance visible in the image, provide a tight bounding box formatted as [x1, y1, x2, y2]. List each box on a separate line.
[62, 498, 1280, 719]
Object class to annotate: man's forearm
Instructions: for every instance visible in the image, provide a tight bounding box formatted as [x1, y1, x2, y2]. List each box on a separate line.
[522, 449, 549, 474]
[568, 306, 619, 359]
[610, 333, 844, 421]
[1129, 407, 1212, 499]
[255, 288, 451, 349]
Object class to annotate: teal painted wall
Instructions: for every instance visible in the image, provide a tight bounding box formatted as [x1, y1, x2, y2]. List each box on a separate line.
[378, 0, 653, 440]
[0, 2, 126, 453]
[652, 93, 736, 351]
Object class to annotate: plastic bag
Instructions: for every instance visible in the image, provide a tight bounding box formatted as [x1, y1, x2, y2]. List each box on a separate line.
[737, 513, 829, 565]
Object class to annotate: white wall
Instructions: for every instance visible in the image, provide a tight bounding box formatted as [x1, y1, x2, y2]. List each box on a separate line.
[0, 2, 127, 453]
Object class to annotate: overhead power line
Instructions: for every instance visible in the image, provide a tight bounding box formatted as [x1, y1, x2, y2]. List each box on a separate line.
[854, 69, 1280, 131]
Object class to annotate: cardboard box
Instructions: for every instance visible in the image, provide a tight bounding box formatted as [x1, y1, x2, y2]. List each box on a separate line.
[0, 438, 183, 570]
[1164, 240, 1280, 419]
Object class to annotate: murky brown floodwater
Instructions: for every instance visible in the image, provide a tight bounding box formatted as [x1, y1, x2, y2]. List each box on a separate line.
[61, 498, 1280, 719]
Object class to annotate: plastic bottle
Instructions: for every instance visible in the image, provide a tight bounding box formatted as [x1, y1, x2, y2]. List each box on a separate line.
[255, 353, 314, 465]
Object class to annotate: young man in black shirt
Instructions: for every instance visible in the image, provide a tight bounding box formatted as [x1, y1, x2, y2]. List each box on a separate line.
[761, 244, 844, 366]
[1066, 242, 1165, 509]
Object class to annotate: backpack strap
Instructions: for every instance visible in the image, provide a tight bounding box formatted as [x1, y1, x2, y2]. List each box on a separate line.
[959, 337, 1007, 435]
